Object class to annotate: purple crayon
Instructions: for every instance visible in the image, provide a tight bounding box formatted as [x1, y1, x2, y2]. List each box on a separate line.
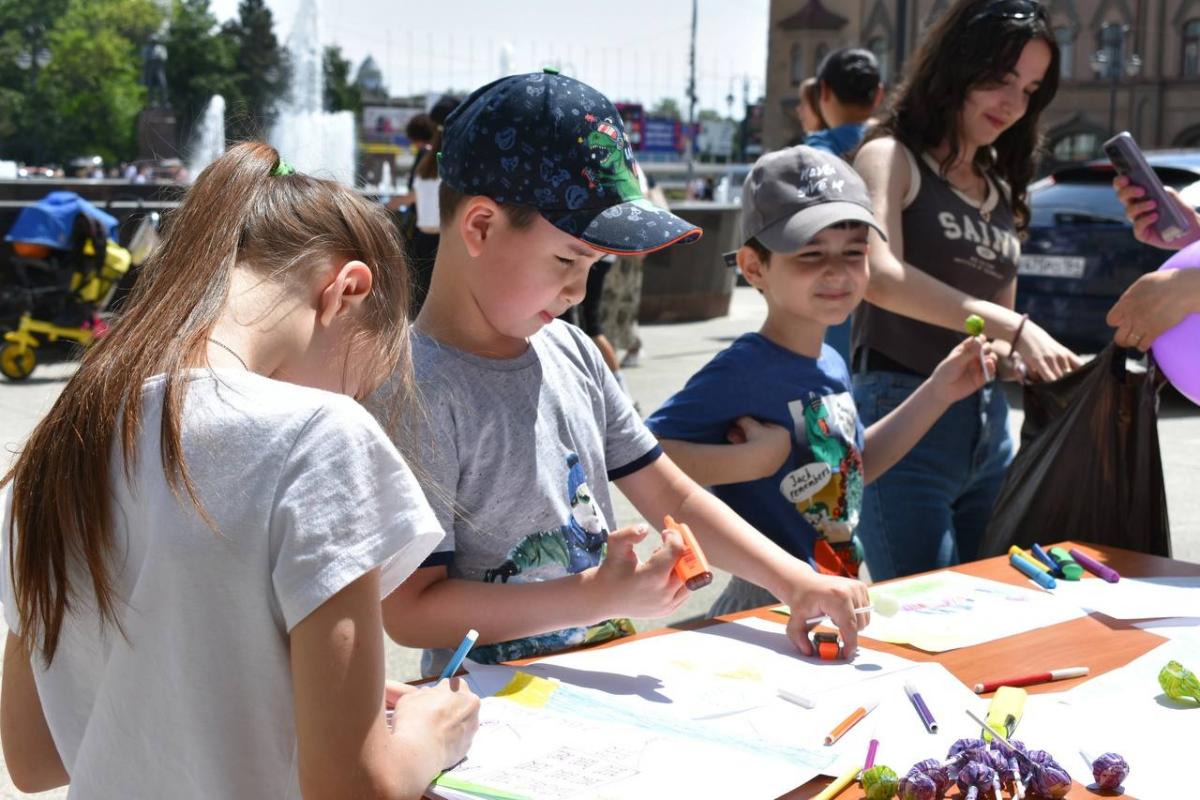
[1069, 547, 1121, 582]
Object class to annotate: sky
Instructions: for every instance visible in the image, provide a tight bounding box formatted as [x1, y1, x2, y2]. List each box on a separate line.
[208, 0, 770, 115]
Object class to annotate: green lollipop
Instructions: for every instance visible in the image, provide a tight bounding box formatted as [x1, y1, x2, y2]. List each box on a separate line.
[1159, 660, 1200, 704]
[862, 765, 899, 800]
[963, 314, 990, 380]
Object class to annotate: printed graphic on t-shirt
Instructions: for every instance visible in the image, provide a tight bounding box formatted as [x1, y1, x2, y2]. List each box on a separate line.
[476, 452, 635, 663]
[779, 392, 864, 576]
[936, 211, 1020, 280]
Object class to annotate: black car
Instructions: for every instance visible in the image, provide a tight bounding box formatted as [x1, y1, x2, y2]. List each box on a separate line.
[1017, 150, 1200, 354]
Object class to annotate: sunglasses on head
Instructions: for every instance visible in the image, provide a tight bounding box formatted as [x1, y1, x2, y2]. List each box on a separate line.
[969, 0, 1045, 26]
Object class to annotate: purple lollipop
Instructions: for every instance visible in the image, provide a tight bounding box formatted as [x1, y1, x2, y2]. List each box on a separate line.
[1090, 752, 1130, 791]
[1025, 749, 1056, 766]
[1028, 758, 1073, 799]
[1003, 752, 1028, 798]
[955, 761, 996, 800]
[947, 737, 987, 758]
[980, 749, 1007, 797]
[898, 769, 938, 800]
[909, 759, 951, 798]
[942, 739, 987, 780]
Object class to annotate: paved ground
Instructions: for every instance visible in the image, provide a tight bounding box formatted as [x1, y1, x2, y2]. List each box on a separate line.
[1, 286, 1197, 797]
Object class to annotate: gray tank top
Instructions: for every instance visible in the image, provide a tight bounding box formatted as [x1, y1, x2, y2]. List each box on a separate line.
[853, 146, 1020, 376]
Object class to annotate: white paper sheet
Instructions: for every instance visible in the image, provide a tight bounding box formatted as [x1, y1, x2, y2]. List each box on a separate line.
[1014, 638, 1200, 800]
[466, 618, 1005, 780]
[860, 570, 1087, 652]
[1046, 575, 1200, 620]
[519, 616, 919, 719]
[1134, 617, 1200, 641]
[430, 665, 831, 800]
[779, 660, 996, 776]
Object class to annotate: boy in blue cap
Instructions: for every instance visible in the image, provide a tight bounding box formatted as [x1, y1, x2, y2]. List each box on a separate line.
[647, 145, 995, 615]
[379, 71, 872, 674]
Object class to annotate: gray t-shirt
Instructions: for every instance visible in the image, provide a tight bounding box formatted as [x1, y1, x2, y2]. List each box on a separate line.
[408, 320, 661, 671]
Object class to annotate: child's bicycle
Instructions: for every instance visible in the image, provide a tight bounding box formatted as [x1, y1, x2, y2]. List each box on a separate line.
[1, 192, 157, 381]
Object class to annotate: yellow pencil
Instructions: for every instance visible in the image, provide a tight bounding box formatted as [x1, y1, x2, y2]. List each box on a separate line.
[813, 762, 861, 800]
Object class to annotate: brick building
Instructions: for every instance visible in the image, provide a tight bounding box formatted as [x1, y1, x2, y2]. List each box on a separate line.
[765, 0, 1200, 165]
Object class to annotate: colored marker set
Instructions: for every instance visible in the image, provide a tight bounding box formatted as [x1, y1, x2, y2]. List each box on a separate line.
[1008, 543, 1122, 587]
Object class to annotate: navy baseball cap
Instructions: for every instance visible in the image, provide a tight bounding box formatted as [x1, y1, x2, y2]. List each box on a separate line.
[440, 69, 702, 255]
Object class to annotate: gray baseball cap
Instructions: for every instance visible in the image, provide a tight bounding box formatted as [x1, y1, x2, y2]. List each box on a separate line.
[725, 145, 884, 266]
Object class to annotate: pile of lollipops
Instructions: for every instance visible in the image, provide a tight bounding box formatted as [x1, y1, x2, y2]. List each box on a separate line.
[857, 738, 1128, 800]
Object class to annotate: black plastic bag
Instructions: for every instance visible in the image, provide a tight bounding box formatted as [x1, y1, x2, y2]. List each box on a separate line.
[980, 344, 1172, 557]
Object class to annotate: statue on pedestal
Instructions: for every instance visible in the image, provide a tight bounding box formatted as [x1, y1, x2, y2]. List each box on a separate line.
[141, 35, 169, 109]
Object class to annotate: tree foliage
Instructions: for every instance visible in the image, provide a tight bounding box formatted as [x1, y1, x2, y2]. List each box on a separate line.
[221, 0, 288, 141]
[323, 45, 361, 116]
[650, 97, 682, 119]
[165, 0, 239, 148]
[0, 0, 162, 165]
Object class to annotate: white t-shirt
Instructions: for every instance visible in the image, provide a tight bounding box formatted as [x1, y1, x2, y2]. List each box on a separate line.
[1, 369, 442, 799]
[413, 176, 441, 233]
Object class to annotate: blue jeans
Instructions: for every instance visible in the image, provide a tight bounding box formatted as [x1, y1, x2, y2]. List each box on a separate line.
[852, 370, 1014, 582]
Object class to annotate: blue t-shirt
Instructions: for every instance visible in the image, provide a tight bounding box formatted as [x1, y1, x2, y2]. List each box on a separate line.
[805, 123, 867, 158]
[647, 333, 865, 573]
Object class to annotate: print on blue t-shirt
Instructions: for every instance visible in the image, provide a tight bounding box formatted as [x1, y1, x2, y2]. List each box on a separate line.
[647, 333, 865, 575]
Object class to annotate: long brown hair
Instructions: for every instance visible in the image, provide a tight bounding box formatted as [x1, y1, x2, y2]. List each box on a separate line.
[863, 0, 1059, 232]
[4, 142, 413, 664]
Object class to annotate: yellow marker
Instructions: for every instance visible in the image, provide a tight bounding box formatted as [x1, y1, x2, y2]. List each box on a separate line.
[1008, 545, 1051, 574]
[813, 761, 862, 800]
[983, 686, 1027, 743]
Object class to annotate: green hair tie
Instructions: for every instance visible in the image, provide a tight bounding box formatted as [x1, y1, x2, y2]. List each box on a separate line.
[271, 158, 295, 177]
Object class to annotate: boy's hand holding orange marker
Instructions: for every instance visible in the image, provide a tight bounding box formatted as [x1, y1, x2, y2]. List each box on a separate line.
[662, 515, 714, 590]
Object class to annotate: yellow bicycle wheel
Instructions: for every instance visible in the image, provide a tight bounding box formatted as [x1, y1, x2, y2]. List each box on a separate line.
[0, 342, 36, 381]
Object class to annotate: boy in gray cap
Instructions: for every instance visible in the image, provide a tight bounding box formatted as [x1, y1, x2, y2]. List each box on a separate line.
[648, 146, 994, 612]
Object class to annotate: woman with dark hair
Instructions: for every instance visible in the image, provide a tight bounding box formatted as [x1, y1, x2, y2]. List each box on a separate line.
[850, 0, 1081, 581]
[389, 100, 460, 315]
[789, 77, 827, 146]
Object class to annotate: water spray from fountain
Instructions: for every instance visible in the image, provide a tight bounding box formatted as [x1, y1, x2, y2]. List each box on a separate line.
[377, 160, 393, 193]
[269, 0, 356, 185]
[187, 94, 226, 181]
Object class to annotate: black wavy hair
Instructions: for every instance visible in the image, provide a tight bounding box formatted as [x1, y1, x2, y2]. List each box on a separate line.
[817, 48, 881, 108]
[864, 0, 1059, 233]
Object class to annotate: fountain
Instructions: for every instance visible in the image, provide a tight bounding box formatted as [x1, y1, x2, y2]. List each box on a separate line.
[187, 94, 226, 181]
[377, 159, 393, 193]
[269, 0, 356, 185]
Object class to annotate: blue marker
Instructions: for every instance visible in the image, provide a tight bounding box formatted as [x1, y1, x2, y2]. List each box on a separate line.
[1030, 543, 1062, 576]
[439, 629, 479, 682]
[1010, 553, 1056, 589]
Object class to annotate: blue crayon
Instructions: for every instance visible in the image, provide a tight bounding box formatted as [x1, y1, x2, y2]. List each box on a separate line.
[1010, 553, 1057, 589]
[1030, 543, 1062, 576]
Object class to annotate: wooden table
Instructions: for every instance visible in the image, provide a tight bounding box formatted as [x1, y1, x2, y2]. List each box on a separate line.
[506, 541, 1198, 800]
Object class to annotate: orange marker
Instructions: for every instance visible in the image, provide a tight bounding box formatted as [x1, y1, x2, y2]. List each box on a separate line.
[823, 698, 879, 745]
[812, 631, 842, 660]
[663, 515, 713, 590]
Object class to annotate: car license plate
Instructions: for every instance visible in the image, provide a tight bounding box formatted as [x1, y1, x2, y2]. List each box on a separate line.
[1018, 255, 1087, 278]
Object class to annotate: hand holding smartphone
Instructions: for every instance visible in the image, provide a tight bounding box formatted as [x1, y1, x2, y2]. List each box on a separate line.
[1104, 131, 1193, 244]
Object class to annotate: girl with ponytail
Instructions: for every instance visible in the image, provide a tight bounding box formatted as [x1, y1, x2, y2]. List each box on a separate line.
[1, 142, 478, 798]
